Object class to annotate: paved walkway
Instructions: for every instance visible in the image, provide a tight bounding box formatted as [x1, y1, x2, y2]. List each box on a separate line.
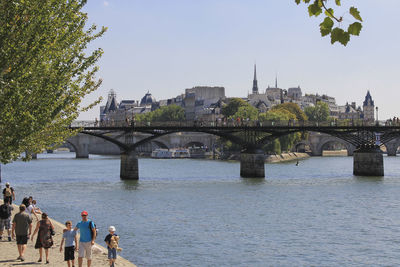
[0, 200, 136, 267]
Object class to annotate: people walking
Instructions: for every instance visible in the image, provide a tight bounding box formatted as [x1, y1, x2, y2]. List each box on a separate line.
[31, 212, 55, 264]
[3, 182, 15, 205]
[74, 211, 96, 267]
[0, 199, 13, 241]
[11, 204, 33, 262]
[60, 220, 78, 267]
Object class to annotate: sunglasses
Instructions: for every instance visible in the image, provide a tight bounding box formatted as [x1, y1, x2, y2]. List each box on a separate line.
[81, 215, 87, 217]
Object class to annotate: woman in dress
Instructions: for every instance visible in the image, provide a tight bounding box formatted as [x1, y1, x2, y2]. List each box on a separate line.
[31, 212, 55, 264]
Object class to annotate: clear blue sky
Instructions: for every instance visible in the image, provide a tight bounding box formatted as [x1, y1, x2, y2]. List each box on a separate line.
[79, 0, 400, 120]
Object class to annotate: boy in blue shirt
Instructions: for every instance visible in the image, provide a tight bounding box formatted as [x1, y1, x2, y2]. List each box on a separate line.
[60, 221, 78, 267]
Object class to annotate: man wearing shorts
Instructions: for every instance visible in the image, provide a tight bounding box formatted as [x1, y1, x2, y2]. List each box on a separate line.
[0, 199, 13, 241]
[11, 204, 32, 262]
[74, 211, 96, 267]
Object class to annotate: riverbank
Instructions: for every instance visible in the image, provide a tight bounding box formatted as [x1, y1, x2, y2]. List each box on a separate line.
[0, 200, 136, 267]
[265, 152, 310, 163]
[223, 152, 310, 163]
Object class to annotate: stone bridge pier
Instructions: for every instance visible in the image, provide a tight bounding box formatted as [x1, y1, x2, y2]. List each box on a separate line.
[353, 147, 384, 176]
[120, 150, 139, 180]
[240, 148, 265, 178]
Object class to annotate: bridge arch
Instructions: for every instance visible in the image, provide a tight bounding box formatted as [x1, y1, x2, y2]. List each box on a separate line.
[315, 137, 356, 156]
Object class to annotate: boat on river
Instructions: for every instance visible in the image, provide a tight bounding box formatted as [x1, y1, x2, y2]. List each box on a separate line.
[151, 148, 190, 158]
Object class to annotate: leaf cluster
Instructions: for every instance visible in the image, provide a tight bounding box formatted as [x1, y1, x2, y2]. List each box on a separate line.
[304, 101, 331, 122]
[135, 105, 185, 122]
[221, 98, 249, 118]
[0, 0, 106, 163]
[295, 0, 363, 46]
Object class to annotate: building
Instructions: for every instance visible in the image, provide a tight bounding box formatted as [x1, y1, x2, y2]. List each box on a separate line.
[287, 86, 302, 100]
[363, 90, 375, 121]
[183, 86, 225, 121]
[100, 90, 157, 124]
[338, 102, 362, 120]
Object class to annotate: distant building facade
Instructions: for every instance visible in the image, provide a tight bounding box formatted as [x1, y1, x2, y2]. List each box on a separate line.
[363, 90, 375, 121]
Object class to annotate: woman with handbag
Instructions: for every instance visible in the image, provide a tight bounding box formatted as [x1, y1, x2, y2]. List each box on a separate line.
[31, 212, 55, 264]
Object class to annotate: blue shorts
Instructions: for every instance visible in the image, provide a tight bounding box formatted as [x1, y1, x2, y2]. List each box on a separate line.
[108, 247, 117, 259]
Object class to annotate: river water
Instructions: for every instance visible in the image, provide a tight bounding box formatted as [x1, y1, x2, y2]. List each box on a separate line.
[2, 152, 400, 266]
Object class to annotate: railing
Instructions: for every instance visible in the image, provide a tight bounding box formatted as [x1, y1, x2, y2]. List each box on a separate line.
[70, 120, 399, 128]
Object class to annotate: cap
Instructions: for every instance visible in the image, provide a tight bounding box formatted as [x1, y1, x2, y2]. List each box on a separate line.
[81, 211, 88, 216]
[109, 226, 116, 232]
[5, 182, 10, 186]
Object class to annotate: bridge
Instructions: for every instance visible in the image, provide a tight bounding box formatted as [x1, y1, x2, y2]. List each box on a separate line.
[69, 121, 400, 179]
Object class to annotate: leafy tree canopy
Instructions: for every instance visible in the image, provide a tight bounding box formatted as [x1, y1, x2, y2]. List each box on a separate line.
[295, 0, 362, 46]
[221, 98, 249, 118]
[0, 0, 106, 163]
[135, 105, 185, 122]
[230, 105, 259, 121]
[271, 103, 308, 121]
[259, 109, 296, 121]
[304, 101, 330, 122]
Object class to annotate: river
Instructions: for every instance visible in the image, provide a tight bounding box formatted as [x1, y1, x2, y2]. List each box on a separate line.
[2, 152, 400, 266]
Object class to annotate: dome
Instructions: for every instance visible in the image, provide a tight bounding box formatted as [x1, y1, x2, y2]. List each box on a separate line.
[140, 91, 156, 106]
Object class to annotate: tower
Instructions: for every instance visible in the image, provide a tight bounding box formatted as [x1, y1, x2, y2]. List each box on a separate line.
[362, 90, 375, 121]
[252, 64, 259, 94]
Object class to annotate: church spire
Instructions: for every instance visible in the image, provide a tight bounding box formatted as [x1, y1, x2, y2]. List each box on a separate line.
[252, 64, 259, 94]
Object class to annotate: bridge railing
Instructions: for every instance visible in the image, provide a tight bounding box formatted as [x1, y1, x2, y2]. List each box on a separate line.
[71, 119, 395, 128]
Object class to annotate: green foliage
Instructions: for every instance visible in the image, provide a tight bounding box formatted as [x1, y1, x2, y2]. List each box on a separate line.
[221, 98, 249, 118]
[259, 108, 302, 153]
[295, 0, 363, 46]
[263, 139, 281, 155]
[0, 0, 106, 163]
[135, 105, 185, 122]
[231, 105, 259, 120]
[304, 101, 330, 122]
[259, 109, 295, 122]
[271, 103, 307, 121]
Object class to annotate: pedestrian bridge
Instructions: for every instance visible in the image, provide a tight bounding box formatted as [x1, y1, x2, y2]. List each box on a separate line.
[67, 121, 400, 179]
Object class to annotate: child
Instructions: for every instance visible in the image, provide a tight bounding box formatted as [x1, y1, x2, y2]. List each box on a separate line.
[31, 200, 42, 214]
[60, 221, 78, 267]
[104, 226, 120, 267]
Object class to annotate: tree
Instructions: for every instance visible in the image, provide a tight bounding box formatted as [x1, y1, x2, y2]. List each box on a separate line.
[304, 101, 330, 122]
[259, 109, 302, 153]
[231, 105, 259, 121]
[295, 0, 363, 46]
[271, 103, 308, 121]
[0, 0, 106, 163]
[221, 98, 249, 118]
[135, 105, 185, 122]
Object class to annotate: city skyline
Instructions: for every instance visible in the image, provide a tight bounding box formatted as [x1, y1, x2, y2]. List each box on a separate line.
[78, 0, 400, 120]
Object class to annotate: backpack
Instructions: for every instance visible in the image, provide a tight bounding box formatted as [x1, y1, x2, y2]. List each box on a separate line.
[4, 187, 12, 197]
[88, 220, 98, 240]
[0, 204, 11, 219]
